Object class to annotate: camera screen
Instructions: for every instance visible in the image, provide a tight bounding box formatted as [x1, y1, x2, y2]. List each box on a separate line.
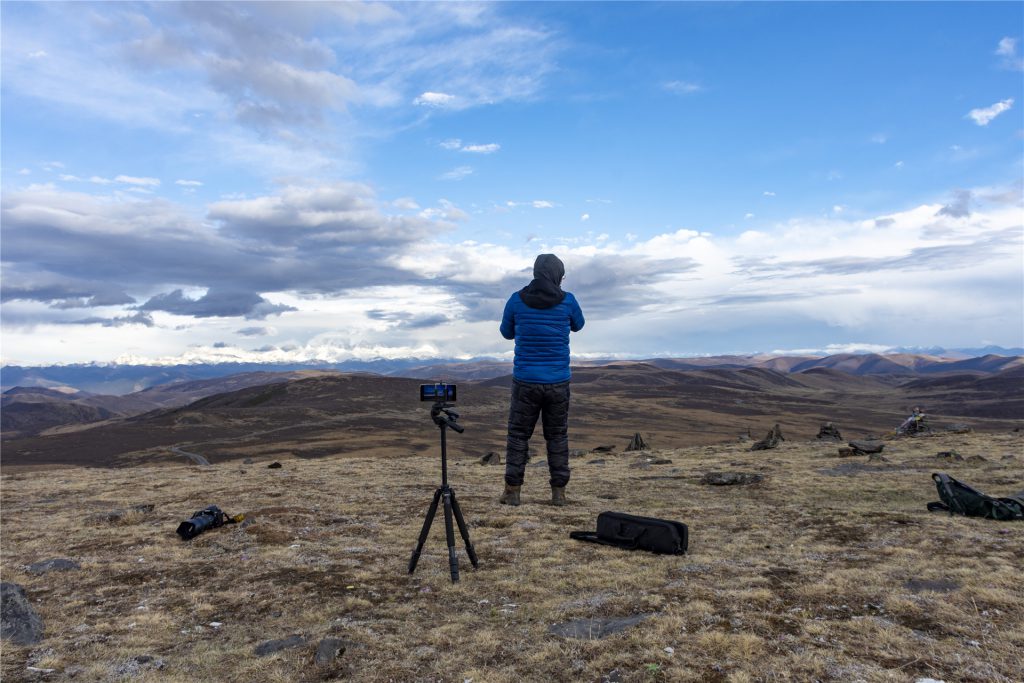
[420, 383, 456, 402]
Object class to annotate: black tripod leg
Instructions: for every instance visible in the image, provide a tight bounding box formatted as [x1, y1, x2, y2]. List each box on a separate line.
[442, 489, 459, 582]
[450, 491, 479, 568]
[408, 488, 443, 575]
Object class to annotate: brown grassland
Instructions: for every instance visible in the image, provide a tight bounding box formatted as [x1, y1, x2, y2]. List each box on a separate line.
[2, 428, 1022, 682]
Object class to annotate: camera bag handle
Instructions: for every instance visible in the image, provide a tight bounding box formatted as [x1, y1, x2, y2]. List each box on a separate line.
[569, 527, 646, 550]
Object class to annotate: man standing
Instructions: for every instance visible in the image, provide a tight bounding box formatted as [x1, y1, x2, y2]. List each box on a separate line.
[498, 254, 585, 506]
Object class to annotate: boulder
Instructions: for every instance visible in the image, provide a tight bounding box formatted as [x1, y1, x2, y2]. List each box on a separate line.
[1, 583, 44, 645]
[849, 440, 884, 455]
[267, 462, 282, 469]
[548, 614, 653, 640]
[816, 422, 843, 441]
[751, 424, 785, 451]
[26, 559, 80, 575]
[701, 472, 764, 486]
[314, 637, 346, 666]
[624, 433, 649, 452]
[254, 634, 307, 656]
[943, 423, 972, 434]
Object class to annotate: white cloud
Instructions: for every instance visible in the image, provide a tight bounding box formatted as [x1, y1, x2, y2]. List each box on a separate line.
[438, 166, 473, 181]
[744, 213, 755, 219]
[440, 138, 463, 150]
[832, 205, 845, 214]
[18, 168, 31, 175]
[461, 143, 500, 154]
[27, 50, 48, 59]
[507, 200, 555, 209]
[996, 37, 1024, 71]
[870, 133, 887, 144]
[175, 179, 203, 187]
[894, 161, 904, 169]
[59, 174, 82, 182]
[89, 176, 113, 184]
[393, 197, 420, 210]
[115, 175, 161, 186]
[419, 199, 468, 221]
[415, 91, 457, 107]
[996, 37, 1017, 57]
[580, 213, 590, 222]
[662, 80, 702, 95]
[762, 191, 775, 197]
[967, 98, 1014, 126]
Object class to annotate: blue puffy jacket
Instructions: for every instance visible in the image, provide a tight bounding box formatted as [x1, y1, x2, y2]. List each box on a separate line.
[500, 291, 585, 383]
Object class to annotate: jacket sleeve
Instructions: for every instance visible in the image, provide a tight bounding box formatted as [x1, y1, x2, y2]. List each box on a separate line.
[569, 295, 585, 333]
[499, 296, 516, 340]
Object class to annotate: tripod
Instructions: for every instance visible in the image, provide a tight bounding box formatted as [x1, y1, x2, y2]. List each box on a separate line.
[408, 402, 479, 582]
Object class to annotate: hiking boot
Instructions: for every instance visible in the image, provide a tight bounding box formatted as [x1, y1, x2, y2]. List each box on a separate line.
[499, 484, 521, 506]
[551, 486, 568, 507]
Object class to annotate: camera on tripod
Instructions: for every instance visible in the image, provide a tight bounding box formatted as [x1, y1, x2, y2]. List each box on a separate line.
[409, 381, 477, 582]
[420, 382, 456, 402]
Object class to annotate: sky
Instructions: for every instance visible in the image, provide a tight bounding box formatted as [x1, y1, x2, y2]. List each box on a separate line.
[1, 1, 1022, 366]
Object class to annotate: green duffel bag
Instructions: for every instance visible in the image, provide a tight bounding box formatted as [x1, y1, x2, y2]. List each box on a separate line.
[928, 473, 1024, 521]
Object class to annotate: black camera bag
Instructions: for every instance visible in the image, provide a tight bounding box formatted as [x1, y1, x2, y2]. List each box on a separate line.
[927, 473, 1024, 521]
[570, 511, 688, 554]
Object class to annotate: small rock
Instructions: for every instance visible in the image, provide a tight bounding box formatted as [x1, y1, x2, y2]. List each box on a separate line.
[26, 558, 80, 574]
[904, 578, 960, 593]
[479, 452, 501, 465]
[588, 459, 606, 465]
[936, 450, 963, 461]
[568, 449, 589, 458]
[255, 634, 306, 656]
[965, 455, 987, 463]
[314, 637, 346, 666]
[591, 445, 616, 453]
[267, 462, 283, 469]
[602, 669, 625, 683]
[867, 453, 890, 463]
[944, 423, 972, 434]
[837, 447, 856, 457]
[113, 655, 165, 676]
[1, 583, 44, 645]
[243, 458, 255, 464]
[701, 472, 764, 486]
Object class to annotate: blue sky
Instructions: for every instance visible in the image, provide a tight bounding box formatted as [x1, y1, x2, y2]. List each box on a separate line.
[1, 1, 1022, 365]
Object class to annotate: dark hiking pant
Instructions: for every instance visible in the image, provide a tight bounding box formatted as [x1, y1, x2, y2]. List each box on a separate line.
[505, 380, 571, 488]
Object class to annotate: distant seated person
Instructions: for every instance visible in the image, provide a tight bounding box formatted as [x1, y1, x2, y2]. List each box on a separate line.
[897, 406, 925, 434]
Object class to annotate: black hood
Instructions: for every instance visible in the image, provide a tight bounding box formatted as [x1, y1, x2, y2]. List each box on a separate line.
[519, 254, 566, 309]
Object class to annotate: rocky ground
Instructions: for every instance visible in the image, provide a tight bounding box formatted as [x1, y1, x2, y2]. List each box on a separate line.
[1, 430, 1022, 682]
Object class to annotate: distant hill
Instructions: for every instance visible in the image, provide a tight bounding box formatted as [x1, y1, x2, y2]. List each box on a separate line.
[2, 352, 1021, 442]
[3, 362, 1021, 468]
[0, 370, 333, 438]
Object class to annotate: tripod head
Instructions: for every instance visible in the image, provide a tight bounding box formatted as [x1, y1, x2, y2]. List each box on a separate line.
[431, 401, 464, 433]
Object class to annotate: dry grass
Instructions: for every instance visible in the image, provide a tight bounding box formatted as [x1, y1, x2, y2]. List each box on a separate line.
[2, 430, 1022, 682]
